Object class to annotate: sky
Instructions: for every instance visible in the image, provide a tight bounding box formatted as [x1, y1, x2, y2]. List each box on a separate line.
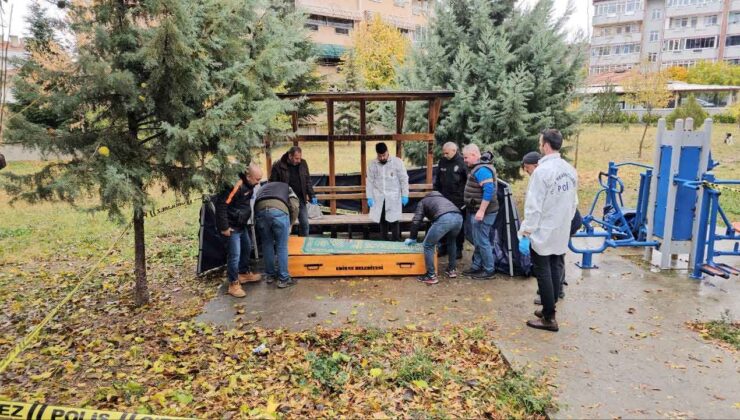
[3, 0, 593, 40]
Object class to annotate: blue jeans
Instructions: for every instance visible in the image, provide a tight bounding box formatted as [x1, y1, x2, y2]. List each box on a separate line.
[469, 210, 497, 273]
[423, 212, 463, 276]
[224, 228, 251, 283]
[256, 209, 291, 281]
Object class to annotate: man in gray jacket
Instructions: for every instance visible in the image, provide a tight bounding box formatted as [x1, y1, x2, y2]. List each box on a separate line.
[404, 191, 463, 284]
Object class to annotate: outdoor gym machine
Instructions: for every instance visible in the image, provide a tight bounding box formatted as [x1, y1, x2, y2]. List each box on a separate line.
[569, 118, 739, 280]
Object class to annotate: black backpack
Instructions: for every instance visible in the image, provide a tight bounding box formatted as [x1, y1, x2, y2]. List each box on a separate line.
[0, 153, 6, 170]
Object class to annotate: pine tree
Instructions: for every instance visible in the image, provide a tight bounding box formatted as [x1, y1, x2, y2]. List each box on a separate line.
[397, 0, 583, 179]
[335, 51, 365, 135]
[4, 0, 318, 306]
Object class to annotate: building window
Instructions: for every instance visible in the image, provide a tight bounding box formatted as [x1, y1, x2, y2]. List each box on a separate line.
[705, 15, 718, 26]
[727, 35, 740, 47]
[667, 0, 720, 6]
[305, 23, 318, 31]
[652, 9, 662, 20]
[664, 39, 683, 51]
[650, 31, 659, 42]
[685, 36, 716, 49]
[335, 27, 349, 35]
[594, 1, 643, 17]
[394, 0, 408, 6]
[648, 52, 658, 62]
[730, 12, 740, 25]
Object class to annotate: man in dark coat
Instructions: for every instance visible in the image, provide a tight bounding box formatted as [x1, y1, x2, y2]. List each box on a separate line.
[404, 191, 464, 285]
[215, 163, 263, 298]
[269, 146, 316, 237]
[434, 142, 467, 257]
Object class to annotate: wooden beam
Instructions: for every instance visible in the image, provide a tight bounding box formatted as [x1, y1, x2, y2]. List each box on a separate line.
[277, 90, 455, 102]
[327, 100, 336, 214]
[360, 100, 368, 214]
[314, 185, 365, 193]
[396, 100, 405, 158]
[264, 134, 272, 176]
[291, 112, 299, 146]
[292, 133, 434, 142]
[426, 98, 442, 185]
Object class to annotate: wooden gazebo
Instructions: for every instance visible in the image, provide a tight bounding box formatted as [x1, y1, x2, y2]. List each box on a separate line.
[265, 90, 453, 231]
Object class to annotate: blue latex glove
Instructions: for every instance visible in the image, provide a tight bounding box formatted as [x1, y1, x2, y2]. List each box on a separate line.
[311, 197, 318, 205]
[402, 196, 409, 206]
[518, 236, 531, 256]
[404, 238, 416, 246]
[367, 198, 375, 208]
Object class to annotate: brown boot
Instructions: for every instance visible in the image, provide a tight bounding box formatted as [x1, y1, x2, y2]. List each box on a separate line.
[534, 309, 543, 319]
[238, 272, 262, 284]
[526, 316, 558, 332]
[228, 282, 246, 298]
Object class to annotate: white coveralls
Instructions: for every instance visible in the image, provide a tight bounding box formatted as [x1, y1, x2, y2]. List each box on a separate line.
[366, 156, 409, 223]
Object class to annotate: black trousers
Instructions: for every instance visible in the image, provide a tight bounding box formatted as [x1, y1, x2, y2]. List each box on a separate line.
[379, 202, 400, 241]
[531, 249, 564, 319]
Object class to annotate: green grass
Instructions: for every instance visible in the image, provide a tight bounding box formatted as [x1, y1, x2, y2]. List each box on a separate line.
[695, 311, 740, 351]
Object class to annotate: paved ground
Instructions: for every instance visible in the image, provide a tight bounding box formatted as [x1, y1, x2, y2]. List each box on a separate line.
[198, 247, 740, 419]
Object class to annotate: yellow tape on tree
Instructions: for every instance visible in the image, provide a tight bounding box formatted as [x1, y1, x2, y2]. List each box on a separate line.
[0, 400, 193, 420]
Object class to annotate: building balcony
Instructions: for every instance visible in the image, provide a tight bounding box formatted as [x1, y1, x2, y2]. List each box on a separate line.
[723, 45, 740, 59]
[593, 10, 644, 27]
[590, 52, 641, 66]
[727, 23, 740, 36]
[295, 0, 363, 21]
[663, 25, 721, 38]
[665, 2, 723, 18]
[731, 0, 740, 10]
[663, 47, 720, 61]
[591, 32, 643, 46]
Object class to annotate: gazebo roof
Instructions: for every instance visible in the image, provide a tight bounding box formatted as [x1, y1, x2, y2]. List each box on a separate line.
[277, 90, 455, 102]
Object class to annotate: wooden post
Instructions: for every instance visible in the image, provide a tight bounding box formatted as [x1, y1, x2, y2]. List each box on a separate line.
[360, 100, 368, 214]
[327, 100, 336, 214]
[264, 134, 272, 176]
[426, 99, 442, 185]
[291, 111, 299, 146]
[396, 100, 405, 158]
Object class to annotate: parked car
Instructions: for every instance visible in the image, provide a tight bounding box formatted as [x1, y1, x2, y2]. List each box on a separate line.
[695, 98, 716, 108]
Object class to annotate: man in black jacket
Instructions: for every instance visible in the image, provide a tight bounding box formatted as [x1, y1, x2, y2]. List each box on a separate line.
[404, 191, 464, 285]
[269, 146, 316, 237]
[215, 164, 262, 298]
[434, 142, 467, 258]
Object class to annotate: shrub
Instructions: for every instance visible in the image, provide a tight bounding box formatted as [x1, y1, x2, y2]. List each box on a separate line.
[641, 113, 661, 125]
[713, 113, 737, 124]
[666, 95, 709, 128]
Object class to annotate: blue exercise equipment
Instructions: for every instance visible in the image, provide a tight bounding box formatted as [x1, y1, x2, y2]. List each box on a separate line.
[570, 118, 739, 280]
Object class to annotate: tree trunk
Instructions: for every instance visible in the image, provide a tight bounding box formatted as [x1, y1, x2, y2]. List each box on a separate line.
[133, 206, 149, 306]
[638, 119, 649, 159]
[574, 132, 580, 168]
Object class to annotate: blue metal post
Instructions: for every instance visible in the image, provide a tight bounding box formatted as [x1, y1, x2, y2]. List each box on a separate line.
[705, 189, 721, 267]
[691, 182, 712, 280]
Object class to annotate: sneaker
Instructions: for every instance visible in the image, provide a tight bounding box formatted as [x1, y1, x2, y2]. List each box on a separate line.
[462, 268, 483, 276]
[227, 282, 246, 298]
[471, 270, 495, 279]
[277, 278, 295, 289]
[526, 317, 559, 332]
[238, 272, 262, 284]
[444, 269, 458, 279]
[417, 274, 438, 285]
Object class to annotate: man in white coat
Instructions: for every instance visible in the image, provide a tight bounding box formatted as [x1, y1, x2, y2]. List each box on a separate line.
[518, 129, 578, 332]
[366, 142, 409, 241]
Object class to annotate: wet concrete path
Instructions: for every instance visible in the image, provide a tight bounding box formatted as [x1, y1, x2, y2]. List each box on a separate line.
[198, 248, 739, 419]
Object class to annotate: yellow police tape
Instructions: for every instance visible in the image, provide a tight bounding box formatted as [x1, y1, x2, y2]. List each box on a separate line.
[0, 400, 193, 420]
[0, 199, 198, 374]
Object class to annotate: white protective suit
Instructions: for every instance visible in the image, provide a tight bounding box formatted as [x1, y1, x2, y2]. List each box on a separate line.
[366, 156, 409, 223]
[518, 153, 578, 256]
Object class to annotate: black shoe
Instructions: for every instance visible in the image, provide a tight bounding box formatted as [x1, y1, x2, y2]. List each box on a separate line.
[277, 278, 295, 289]
[526, 317, 558, 332]
[471, 270, 495, 279]
[533, 296, 542, 305]
[264, 275, 275, 284]
[462, 268, 483, 276]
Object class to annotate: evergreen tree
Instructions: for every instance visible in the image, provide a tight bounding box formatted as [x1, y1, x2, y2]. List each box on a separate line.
[396, 0, 583, 179]
[335, 51, 365, 135]
[4, 0, 318, 305]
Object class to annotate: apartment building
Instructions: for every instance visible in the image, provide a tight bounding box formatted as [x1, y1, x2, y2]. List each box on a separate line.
[590, 0, 740, 74]
[295, 0, 433, 80]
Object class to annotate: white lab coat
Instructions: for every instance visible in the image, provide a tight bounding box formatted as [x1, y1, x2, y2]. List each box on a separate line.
[518, 153, 578, 256]
[366, 157, 409, 223]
